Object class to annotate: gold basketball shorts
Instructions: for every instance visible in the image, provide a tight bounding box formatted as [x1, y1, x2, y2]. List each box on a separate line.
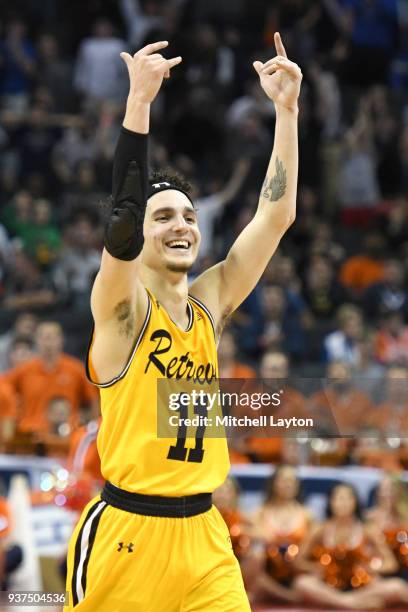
[64, 482, 250, 611]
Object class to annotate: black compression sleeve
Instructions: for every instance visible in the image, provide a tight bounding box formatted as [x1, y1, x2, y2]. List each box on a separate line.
[104, 127, 148, 261]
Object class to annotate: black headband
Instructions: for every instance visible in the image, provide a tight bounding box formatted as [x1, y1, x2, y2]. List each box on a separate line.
[147, 181, 195, 208]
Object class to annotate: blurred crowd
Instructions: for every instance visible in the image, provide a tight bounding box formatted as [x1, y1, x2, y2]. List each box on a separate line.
[0, 4, 407, 461]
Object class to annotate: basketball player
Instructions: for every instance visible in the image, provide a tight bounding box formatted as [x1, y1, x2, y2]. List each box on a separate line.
[65, 33, 302, 611]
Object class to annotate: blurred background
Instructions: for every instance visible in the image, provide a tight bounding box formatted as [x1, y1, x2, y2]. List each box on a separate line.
[0, 0, 408, 609]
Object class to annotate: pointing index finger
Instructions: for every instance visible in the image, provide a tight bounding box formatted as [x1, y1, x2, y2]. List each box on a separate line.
[137, 40, 169, 56]
[167, 56, 182, 69]
[274, 32, 287, 58]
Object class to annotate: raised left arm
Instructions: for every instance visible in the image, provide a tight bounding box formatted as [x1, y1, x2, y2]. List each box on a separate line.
[190, 33, 302, 336]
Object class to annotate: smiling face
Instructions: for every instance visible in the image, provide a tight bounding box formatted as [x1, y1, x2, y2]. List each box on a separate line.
[142, 190, 201, 273]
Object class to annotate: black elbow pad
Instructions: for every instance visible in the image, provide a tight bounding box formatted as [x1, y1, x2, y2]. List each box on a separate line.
[104, 128, 148, 261]
[104, 199, 144, 261]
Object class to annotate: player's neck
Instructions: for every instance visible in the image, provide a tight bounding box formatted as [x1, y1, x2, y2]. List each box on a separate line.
[141, 267, 190, 328]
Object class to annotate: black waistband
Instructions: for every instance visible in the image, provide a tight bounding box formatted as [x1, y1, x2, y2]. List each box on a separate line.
[101, 481, 212, 518]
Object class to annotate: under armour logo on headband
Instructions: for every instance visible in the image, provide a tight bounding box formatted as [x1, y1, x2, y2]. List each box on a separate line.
[152, 182, 171, 189]
[148, 179, 195, 207]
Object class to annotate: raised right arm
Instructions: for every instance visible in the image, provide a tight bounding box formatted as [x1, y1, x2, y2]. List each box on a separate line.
[90, 42, 181, 382]
[90, 109, 149, 329]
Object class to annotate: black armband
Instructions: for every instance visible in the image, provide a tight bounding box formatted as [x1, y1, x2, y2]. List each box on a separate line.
[104, 127, 148, 261]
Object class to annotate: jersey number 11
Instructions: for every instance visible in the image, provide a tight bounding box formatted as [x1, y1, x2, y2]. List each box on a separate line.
[167, 397, 207, 463]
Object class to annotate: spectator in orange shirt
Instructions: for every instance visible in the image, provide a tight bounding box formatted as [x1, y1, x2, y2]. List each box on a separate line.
[246, 351, 309, 463]
[47, 397, 71, 436]
[0, 377, 17, 447]
[259, 351, 308, 421]
[353, 367, 408, 470]
[0, 493, 23, 590]
[6, 321, 98, 434]
[374, 312, 408, 366]
[67, 418, 102, 482]
[219, 330, 256, 464]
[33, 397, 73, 458]
[218, 330, 256, 463]
[368, 366, 408, 436]
[338, 231, 386, 297]
[63, 418, 103, 512]
[217, 329, 256, 379]
[58, 418, 103, 582]
[36, 416, 102, 585]
[309, 361, 373, 437]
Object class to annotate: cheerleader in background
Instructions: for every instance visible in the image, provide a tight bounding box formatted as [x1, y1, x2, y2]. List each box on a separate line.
[294, 483, 408, 609]
[212, 476, 252, 561]
[365, 473, 408, 580]
[247, 465, 312, 605]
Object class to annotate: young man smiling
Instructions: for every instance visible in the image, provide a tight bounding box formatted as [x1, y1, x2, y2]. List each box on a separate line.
[65, 33, 302, 612]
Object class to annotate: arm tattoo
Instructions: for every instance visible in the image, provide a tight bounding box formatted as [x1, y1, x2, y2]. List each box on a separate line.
[262, 157, 287, 202]
[114, 299, 135, 339]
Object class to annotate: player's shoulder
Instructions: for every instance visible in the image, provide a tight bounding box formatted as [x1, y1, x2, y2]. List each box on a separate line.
[189, 263, 232, 340]
[188, 293, 216, 337]
[188, 292, 212, 316]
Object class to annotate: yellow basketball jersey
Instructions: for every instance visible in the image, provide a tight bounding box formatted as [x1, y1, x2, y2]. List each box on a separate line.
[86, 289, 230, 496]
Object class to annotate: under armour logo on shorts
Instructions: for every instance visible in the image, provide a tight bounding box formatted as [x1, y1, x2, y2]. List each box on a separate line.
[152, 182, 171, 189]
[117, 542, 134, 553]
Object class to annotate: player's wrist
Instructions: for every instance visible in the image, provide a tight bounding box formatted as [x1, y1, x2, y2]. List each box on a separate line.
[274, 103, 299, 117]
[120, 126, 149, 140]
[123, 98, 151, 133]
[127, 93, 152, 106]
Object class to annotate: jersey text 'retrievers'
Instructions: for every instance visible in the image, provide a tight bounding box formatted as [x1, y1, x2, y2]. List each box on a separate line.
[86, 289, 230, 495]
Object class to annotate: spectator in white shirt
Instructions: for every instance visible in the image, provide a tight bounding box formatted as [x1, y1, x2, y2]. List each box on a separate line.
[74, 19, 127, 106]
[119, 0, 165, 49]
[196, 158, 250, 261]
[323, 304, 363, 365]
